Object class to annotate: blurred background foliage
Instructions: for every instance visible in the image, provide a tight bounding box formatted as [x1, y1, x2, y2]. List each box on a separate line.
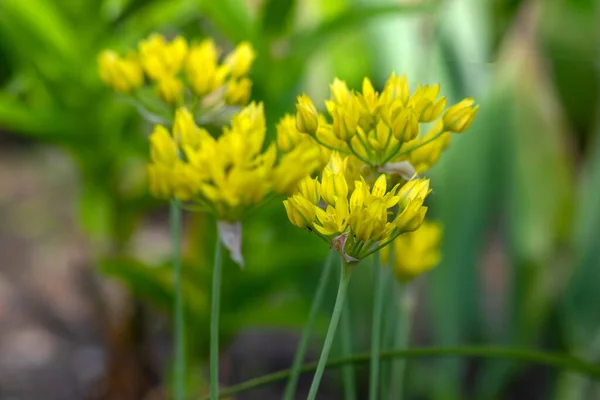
[0, 0, 598, 398]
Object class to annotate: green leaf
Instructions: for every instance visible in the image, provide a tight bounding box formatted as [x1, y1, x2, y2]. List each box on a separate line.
[197, 0, 254, 42]
[260, 0, 296, 36]
[287, 2, 437, 63]
[0, 0, 78, 63]
[0, 94, 80, 142]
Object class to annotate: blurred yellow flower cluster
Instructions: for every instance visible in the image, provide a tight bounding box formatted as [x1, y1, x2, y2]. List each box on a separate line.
[295, 74, 478, 175]
[381, 221, 443, 282]
[98, 33, 255, 107]
[148, 103, 321, 221]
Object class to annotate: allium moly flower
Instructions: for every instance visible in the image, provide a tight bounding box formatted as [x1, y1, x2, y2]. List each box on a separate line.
[293, 74, 478, 176]
[98, 50, 143, 93]
[284, 153, 430, 263]
[99, 34, 257, 111]
[148, 103, 321, 264]
[380, 221, 442, 282]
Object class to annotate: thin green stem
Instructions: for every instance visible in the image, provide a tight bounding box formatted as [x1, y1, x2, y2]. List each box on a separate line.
[170, 200, 186, 400]
[202, 346, 600, 399]
[340, 278, 357, 400]
[389, 283, 415, 400]
[396, 130, 447, 156]
[369, 253, 385, 400]
[306, 261, 353, 400]
[283, 250, 336, 400]
[210, 236, 223, 400]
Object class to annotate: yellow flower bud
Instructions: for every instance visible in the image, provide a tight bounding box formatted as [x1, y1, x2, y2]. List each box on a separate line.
[148, 163, 172, 199]
[328, 99, 360, 141]
[443, 98, 479, 133]
[284, 195, 316, 228]
[171, 161, 202, 201]
[173, 107, 201, 149]
[419, 96, 446, 123]
[149, 125, 178, 164]
[380, 72, 409, 106]
[224, 77, 252, 106]
[224, 41, 255, 78]
[297, 176, 321, 205]
[139, 34, 188, 80]
[185, 39, 225, 96]
[296, 94, 319, 136]
[391, 107, 419, 142]
[330, 78, 351, 105]
[395, 200, 427, 233]
[156, 75, 183, 105]
[98, 50, 143, 93]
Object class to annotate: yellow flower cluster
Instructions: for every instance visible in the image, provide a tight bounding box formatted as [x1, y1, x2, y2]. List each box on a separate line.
[381, 221, 443, 282]
[284, 75, 477, 271]
[98, 33, 255, 107]
[295, 74, 478, 174]
[148, 103, 321, 221]
[284, 153, 430, 262]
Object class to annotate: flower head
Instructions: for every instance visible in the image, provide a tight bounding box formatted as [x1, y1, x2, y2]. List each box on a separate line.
[381, 221, 442, 282]
[284, 152, 431, 263]
[138, 34, 188, 81]
[293, 74, 478, 175]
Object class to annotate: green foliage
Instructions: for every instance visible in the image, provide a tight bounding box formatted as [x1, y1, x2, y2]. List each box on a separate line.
[1, 0, 599, 398]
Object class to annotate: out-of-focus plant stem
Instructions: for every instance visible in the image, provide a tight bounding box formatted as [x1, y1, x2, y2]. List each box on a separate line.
[210, 234, 223, 400]
[171, 200, 186, 400]
[389, 283, 415, 400]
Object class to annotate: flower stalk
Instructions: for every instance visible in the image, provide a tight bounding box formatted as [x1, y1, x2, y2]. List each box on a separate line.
[369, 253, 385, 400]
[306, 260, 353, 400]
[210, 236, 223, 400]
[171, 200, 186, 400]
[283, 250, 336, 400]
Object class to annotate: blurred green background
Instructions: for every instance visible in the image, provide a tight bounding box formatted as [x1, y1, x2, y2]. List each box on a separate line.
[0, 0, 598, 399]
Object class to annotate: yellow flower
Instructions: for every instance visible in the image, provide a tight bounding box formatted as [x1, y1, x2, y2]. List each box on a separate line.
[297, 176, 321, 205]
[381, 222, 442, 282]
[224, 41, 255, 78]
[272, 144, 322, 194]
[156, 75, 184, 104]
[379, 73, 409, 107]
[314, 196, 349, 236]
[98, 50, 143, 93]
[149, 125, 178, 165]
[296, 94, 319, 136]
[284, 152, 431, 263]
[327, 98, 360, 141]
[443, 98, 479, 133]
[320, 155, 349, 205]
[186, 39, 228, 96]
[138, 34, 188, 81]
[224, 77, 252, 106]
[330, 78, 351, 105]
[284, 195, 316, 228]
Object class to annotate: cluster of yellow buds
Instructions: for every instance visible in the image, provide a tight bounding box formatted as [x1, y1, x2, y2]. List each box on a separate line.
[98, 33, 255, 109]
[284, 153, 430, 263]
[284, 75, 477, 269]
[148, 103, 321, 220]
[381, 221, 443, 281]
[294, 74, 478, 177]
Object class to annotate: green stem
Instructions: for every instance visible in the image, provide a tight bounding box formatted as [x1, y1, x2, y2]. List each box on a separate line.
[210, 236, 223, 400]
[283, 250, 336, 400]
[389, 283, 415, 400]
[340, 278, 357, 400]
[396, 130, 447, 156]
[203, 346, 600, 399]
[170, 200, 186, 400]
[369, 253, 385, 400]
[307, 261, 353, 400]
